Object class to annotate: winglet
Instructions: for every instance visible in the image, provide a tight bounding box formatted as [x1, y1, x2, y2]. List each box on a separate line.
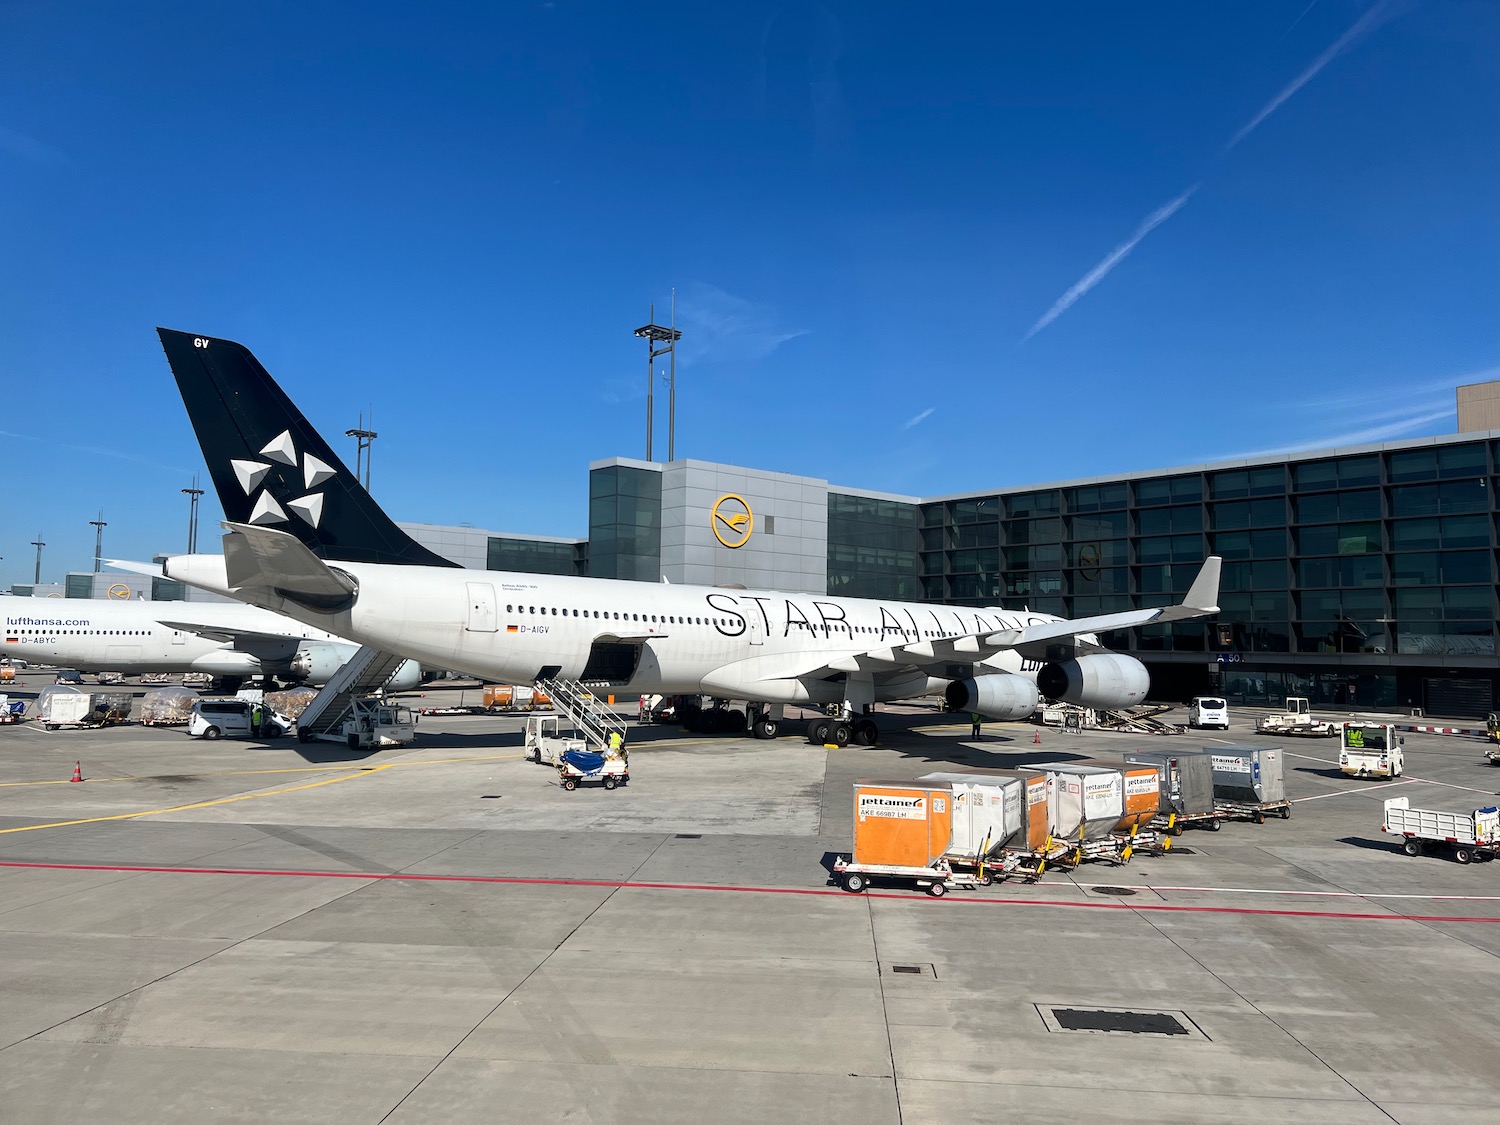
[1183, 555, 1222, 612]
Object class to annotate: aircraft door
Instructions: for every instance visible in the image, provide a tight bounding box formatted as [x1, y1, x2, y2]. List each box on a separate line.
[466, 583, 498, 633]
[170, 629, 186, 646]
[748, 610, 764, 646]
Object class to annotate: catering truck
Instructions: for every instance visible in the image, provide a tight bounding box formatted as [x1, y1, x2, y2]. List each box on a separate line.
[1338, 721, 1403, 779]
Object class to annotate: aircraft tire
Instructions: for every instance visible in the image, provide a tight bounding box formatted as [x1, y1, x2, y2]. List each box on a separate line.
[808, 717, 830, 744]
[830, 721, 851, 748]
[727, 709, 746, 732]
[854, 719, 878, 746]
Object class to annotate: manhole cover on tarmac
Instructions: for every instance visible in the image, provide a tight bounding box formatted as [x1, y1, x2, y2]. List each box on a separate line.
[1091, 886, 1138, 896]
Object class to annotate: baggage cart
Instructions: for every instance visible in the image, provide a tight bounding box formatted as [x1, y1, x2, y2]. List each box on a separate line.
[557, 748, 629, 791]
[832, 855, 984, 896]
[1126, 749, 1222, 833]
[1383, 797, 1498, 864]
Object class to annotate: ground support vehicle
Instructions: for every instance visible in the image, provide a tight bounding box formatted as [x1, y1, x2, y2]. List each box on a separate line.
[524, 714, 588, 766]
[557, 748, 629, 791]
[336, 698, 415, 749]
[1488, 746, 1500, 766]
[1188, 695, 1229, 730]
[0, 696, 24, 723]
[0, 665, 14, 686]
[1338, 721, 1404, 779]
[189, 699, 293, 740]
[1384, 797, 1499, 864]
[1256, 697, 1338, 737]
[832, 855, 984, 896]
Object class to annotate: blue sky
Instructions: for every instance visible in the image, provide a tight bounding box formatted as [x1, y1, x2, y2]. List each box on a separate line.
[2, 1, 1496, 583]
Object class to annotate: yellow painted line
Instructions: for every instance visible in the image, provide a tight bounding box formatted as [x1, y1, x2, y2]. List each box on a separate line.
[0, 753, 525, 835]
[0, 753, 525, 789]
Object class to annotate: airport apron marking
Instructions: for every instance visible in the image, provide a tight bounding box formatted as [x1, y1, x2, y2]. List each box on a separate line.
[2, 861, 1498, 923]
[0, 753, 522, 834]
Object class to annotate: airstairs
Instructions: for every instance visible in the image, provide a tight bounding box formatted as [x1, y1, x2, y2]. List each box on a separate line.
[296, 646, 411, 743]
[536, 677, 630, 752]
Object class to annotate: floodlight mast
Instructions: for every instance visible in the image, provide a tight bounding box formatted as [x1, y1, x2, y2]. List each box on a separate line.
[346, 409, 378, 491]
[30, 536, 45, 584]
[634, 297, 683, 461]
[182, 478, 204, 553]
[89, 511, 107, 573]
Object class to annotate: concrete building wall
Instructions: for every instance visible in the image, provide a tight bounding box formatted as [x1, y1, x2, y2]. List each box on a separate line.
[659, 461, 828, 594]
[1457, 381, 1500, 433]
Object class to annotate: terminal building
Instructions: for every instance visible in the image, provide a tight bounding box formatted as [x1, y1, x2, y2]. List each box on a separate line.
[20, 384, 1500, 718]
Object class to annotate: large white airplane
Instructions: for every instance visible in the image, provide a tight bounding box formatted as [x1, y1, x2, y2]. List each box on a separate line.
[147, 327, 1221, 745]
[1, 595, 421, 691]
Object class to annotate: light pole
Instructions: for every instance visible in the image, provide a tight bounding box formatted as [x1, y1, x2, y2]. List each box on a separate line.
[89, 511, 107, 573]
[346, 410, 377, 491]
[182, 483, 204, 553]
[634, 298, 682, 462]
[30, 536, 45, 584]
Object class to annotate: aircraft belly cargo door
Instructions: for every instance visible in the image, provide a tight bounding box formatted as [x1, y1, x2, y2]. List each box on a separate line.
[466, 582, 498, 633]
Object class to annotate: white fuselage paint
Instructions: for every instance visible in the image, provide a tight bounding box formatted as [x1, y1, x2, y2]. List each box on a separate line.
[1, 596, 349, 676]
[169, 557, 1091, 705]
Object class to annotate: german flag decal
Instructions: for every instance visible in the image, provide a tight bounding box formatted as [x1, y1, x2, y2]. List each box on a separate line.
[506, 625, 519, 633]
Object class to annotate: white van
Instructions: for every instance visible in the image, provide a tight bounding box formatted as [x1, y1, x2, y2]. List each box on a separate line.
[1188, 696, 1229, 730]
[188, 699, 290, 740]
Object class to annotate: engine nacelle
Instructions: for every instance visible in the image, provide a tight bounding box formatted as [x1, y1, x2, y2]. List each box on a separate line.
[290, 643, 359, 683]
[290, 644, 421, 692]
[944, 675, 1040, 720]
[189, 649, 264, 676]
[1036, 654, 1150, 708]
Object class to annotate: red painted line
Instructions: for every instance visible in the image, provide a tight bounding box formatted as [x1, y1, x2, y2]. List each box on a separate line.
[5, 860, 1500, 923]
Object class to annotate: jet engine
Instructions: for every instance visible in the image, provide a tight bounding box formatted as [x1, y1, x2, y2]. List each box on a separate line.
[944, 675, 1040, 720]
[1036, 654, 1149, 709]
[290, 644, 421, 691]
[189, 650, 264, 677]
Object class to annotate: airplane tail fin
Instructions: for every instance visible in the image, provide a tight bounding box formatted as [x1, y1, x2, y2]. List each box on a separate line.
[157, 329, 456, 568]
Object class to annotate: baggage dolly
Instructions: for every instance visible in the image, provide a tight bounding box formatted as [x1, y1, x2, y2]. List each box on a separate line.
[832, 856, 983, 897]
[1215, 798, 1292, 825]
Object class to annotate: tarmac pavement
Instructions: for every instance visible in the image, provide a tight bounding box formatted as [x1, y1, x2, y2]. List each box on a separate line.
[2, 677, 1499, 1123]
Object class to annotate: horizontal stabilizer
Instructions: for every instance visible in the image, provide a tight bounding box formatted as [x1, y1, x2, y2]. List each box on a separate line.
[222, 522, 358, 612]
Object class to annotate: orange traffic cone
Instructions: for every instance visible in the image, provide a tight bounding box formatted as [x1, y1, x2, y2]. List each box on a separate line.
[69, 760, 84, 783]
[1033, 729, 1041, 745]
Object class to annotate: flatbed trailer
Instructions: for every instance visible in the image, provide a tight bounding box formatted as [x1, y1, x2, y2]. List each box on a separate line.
[1215, 798, 1292, 824]
[833, 856, 984, 897]
[1152, 810, 1224, 833]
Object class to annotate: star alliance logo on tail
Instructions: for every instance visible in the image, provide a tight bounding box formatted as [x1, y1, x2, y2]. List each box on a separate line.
[229, 430, 336, 529]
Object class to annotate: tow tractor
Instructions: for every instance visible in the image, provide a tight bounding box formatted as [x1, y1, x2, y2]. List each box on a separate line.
[524, 714, 588, 766]
[1256, 697, 1338, 737]
[1485, 714, 1500, 765]
[336, 698, 416, 750]
[1338, 721, 1404, 778]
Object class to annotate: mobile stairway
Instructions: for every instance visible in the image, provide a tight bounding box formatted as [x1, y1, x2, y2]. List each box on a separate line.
[535, 677, 630, 754]
[296, 646, 414, 746]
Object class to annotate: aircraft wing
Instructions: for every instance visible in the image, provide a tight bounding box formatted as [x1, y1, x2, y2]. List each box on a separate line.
[775, 556, 1221, 681]
[153, 620, 309, 646]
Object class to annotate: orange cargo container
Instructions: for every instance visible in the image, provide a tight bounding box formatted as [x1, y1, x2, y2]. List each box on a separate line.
[530, 689, 552, 710]
[1118, 763, 1163, 831]
[852, 780, 955, 868]
[483, 685, 514, 709]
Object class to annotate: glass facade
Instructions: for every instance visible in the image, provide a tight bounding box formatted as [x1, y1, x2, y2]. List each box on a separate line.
[827, 492, 920, 600]
[487, 537, 586, 576]
[588, 465, 662, 581]
[917, 439, 1500, 715]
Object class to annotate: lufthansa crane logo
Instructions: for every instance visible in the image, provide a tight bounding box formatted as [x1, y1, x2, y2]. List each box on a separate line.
[711, 494, 754, 549]
[107, 584, 132, 600]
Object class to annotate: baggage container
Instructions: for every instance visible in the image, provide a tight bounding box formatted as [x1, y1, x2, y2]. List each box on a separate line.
[1208, 745, 1286, 804]
[1024, 764, 1125, 843]
[851, 779, 955, 868]
[1124, 749, 1215, 818]
[140, 687, 200, 726]
[917, 772, 1026, 859]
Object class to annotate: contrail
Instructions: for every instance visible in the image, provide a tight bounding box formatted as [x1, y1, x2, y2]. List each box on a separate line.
[904, 407, 935, 429]
[1024, 185, 1199, 341]
[1226, 0, 1392, 151]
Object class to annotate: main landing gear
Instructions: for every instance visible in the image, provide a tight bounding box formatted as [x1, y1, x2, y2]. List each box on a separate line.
[806, 714, 878, 747]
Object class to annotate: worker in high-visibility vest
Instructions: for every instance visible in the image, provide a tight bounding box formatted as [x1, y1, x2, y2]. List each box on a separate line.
[608, 729, 625, 758]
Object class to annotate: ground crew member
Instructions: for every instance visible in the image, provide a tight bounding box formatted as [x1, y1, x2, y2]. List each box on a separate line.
[608, 729, 624, 757]
[251, 704, 263, 738]
[971, 712, 982, 740]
